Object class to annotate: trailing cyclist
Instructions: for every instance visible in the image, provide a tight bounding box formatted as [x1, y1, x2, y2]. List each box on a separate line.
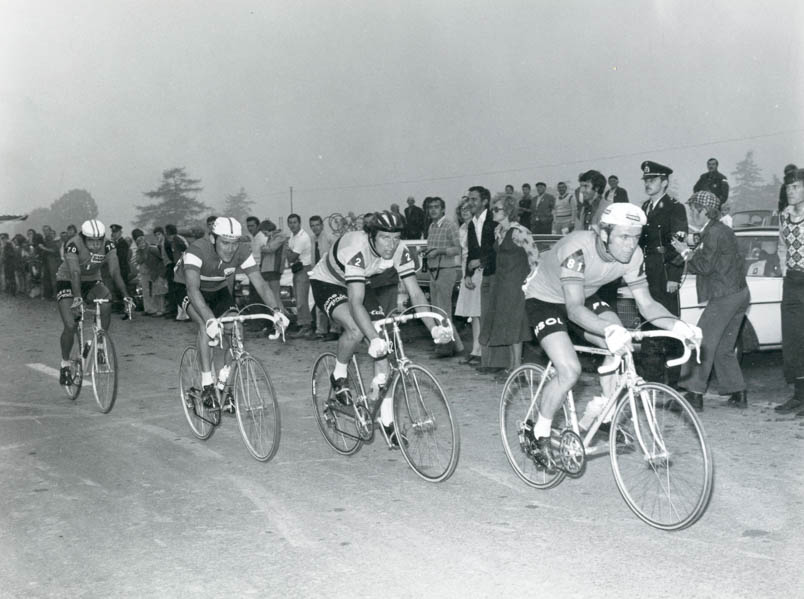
[521, 201, 702, 468]
[174, 217, 289, 409]
[56, 219, 134, 385]
[308, 210, 453, 444]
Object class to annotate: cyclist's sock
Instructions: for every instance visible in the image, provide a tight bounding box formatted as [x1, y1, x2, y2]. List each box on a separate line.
[533, 414, 552, 439]
[379, 395, 393, 427]
[201, 371, 214, 387]
[61, 359, 70, 368]
[370, 372, 388, 400]
[333, 361, 348, 380]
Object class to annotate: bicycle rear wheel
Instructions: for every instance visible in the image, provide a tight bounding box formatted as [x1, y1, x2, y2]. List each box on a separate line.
[90, 330, 118, 413]
[499, 364, 568, 489]
[63, 335, 84, 400]
[392, 364, 459, 483]
[179, 346, 215, 440]
[609, 383, 713, 531]
[233, 356, 281, 462]
[311, 353, 362, 456]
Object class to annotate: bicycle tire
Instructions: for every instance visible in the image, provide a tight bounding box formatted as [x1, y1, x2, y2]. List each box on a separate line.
[233, 356, 281, 462]
[392, 364, 459, 483]
[90, 330, 118, 413]
[499, 364, 568, 489]
[179, 346, 215, 440]
[311, 352, 362, 456]
[63, 334, 84, 400]
[609, 383, 714, 531]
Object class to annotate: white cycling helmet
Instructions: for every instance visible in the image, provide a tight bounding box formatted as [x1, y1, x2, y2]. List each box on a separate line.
[212, 216, 242, 241]
[599, 203, 647, 228]
[80, 219, 106, 239]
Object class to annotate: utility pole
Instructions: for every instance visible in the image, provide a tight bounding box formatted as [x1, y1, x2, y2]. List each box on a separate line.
[290, 186, 294, 214]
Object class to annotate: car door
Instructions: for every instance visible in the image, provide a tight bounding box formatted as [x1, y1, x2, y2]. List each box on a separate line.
[739, 232, 783, 348]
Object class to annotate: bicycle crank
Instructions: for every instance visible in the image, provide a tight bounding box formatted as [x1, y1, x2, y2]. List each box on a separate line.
[557, 429, 586, 476]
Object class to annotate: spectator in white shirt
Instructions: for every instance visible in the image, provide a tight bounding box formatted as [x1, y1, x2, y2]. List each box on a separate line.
[287, 213, 315, 338]
[309, 215, 339, 339]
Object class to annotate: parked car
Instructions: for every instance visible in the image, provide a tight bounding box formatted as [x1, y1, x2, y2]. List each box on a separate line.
[731, 210, 778, 228]
[617, 226, 782, 357]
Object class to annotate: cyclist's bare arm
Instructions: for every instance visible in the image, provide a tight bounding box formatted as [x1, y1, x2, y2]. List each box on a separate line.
[563, 281, 613, 339]
[184, 269, 215, 324]
[402, 276, 440, 332]
[632, 286, 679, 330]
[105, 251, 131, 299]
[346, 281, 380, 342]
[245, 270, 283, 311]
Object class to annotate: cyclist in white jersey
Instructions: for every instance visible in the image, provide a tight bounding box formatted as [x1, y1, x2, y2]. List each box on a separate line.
[309, 210, 453, 444]
[521, 203, 702, 467]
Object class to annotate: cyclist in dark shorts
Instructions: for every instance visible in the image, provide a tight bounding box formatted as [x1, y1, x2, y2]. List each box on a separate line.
[56, 219, 133, 385]
[521, 203, 702, 467]
[309, 210, 453, 442]
[174, 217, 289, 406]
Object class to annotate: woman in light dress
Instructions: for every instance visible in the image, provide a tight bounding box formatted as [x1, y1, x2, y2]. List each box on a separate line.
[454, 197, 483, 364]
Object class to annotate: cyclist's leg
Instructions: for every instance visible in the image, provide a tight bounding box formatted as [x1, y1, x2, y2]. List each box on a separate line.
[311, 280, 357, 403]
[181, 286, 215, 388]
[56, 283, 77, 361]
[86, 282, 113, 330]
[362, 284, 390, 385]
[581, 296, 623, 406]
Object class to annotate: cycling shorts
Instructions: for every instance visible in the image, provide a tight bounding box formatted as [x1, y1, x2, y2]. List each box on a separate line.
[176, 284, 236, 318]
[311, 279, 387, 321]
[56, 280, 111, 303]
[525, 294, 615, 342]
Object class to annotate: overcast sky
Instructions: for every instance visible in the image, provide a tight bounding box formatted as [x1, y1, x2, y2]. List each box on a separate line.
[1, 0, 802, 229]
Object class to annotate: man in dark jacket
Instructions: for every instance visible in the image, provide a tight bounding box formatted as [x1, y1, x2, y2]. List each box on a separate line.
[531, 182, 555, 234]
[693, 158, 729, 206]
[403, 196, 425, 239]
[639, 160, 688, 387]
[605, 175, 629, 203]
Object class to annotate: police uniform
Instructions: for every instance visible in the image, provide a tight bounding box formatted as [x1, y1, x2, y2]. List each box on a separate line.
[638, 161, 688, 385]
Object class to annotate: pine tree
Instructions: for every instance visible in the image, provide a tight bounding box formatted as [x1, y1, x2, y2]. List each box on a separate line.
[729, 151, 765, 212]
[135, 167, 208, 230]
[222, 187, 255, 224]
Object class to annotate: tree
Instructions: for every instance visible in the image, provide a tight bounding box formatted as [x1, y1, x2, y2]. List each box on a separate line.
[135, 167, 208, 230]
[13, 189, 98, 235]
[729, 151, 766, 212]
[222, 187, 255, 224]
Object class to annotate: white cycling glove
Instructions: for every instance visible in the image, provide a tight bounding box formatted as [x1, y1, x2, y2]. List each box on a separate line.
[273, 310, 290, 331]
[430, 324, 453, 345]
[672, 320, 703, 345]
[205, 318, 223, 346]
[368, 337, 389, 359]
[604, 324, 632, 356]
[70, 297, 83, 310]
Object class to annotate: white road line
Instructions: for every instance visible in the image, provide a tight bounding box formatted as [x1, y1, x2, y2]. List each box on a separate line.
[229, 475, 316, 548]
[26, 363, 60, 378]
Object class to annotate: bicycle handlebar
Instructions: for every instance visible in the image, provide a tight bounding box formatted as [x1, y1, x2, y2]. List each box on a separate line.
[597, 330, 700, 375]
[216, 313, 286, 341]
[372, 310, 449, 332]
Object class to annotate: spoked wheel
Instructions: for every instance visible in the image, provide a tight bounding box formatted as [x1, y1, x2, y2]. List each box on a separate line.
[179, 346, 216, 440]
[610, 383, 714, 531]
[392, 364, 459, 483]
[499, 364, 569, 489]
[63, 336, 84, 400]
[311, 353, 362, 456]
[233, 356, 281, 462]
[90, 330, 118, 413]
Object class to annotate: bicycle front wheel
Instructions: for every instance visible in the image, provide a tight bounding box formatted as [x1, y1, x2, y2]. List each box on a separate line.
[311, 353, 362, 456]
[63, 335, 84, 400]
[499, 364, 568, 489]
[392, 364, 459, 483]
[610, 383, 714, 531]
[90, 330, 118, 413]
[233, 356, 281, 462]
[179, 346, 215, 440]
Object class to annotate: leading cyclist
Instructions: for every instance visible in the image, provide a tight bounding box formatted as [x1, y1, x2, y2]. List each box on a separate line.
[521, 201, 702, 468]
[174, 217, 289, 408]
[309, 210, 454, 444]
[57, 219, 134, 385]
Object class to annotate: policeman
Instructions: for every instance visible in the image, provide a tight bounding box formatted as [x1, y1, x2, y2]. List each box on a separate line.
[693, 157, 729, 206]
[639, 160, 688, 387]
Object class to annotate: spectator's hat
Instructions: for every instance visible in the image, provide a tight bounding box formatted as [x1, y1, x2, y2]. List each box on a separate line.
[687, 191, 720, 212]
[110, 223, 122, 232]
[783, 163, 798, 175]
[785, 168, 804, 185]
[640, 160, 673, 178]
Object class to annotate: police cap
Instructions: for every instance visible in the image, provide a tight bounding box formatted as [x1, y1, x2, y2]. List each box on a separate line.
[640, 160, 673, 179]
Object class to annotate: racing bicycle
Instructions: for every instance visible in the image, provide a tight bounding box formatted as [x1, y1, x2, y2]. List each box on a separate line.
[62, 298, 132, 413]
[179, 305, 284, 462]
[499, 330, 713, 531]
[311, 307, 460, 482]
